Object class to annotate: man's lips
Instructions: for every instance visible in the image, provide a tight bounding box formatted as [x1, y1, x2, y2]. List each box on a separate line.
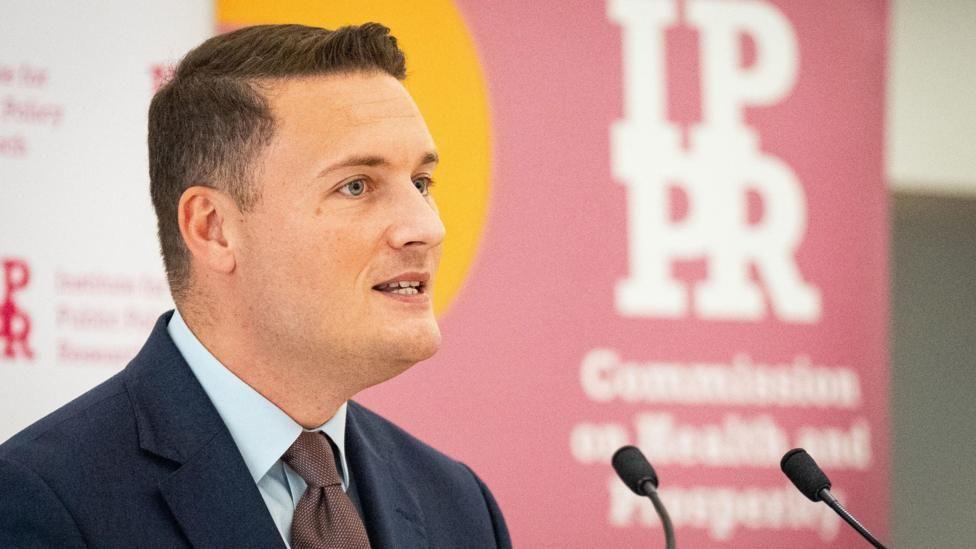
[371, 272, 430, 297]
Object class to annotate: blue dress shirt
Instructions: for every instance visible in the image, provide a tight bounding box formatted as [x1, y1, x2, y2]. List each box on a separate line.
[167, 309, 349, 548]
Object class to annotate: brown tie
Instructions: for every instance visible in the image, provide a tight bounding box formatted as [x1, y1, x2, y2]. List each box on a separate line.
[282, 431, 372, 549]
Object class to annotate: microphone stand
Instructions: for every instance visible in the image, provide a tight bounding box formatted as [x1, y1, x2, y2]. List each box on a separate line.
[818, 488, 887, 549]
[640, 480, 675, 549]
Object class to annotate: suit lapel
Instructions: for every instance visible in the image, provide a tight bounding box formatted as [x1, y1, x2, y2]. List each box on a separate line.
[346, 403, 428, 549]
[124, 312, 285, 549]
[158, 430, 286, 549]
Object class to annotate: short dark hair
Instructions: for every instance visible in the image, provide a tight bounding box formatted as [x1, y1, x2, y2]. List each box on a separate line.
[148, 23, 407, 301]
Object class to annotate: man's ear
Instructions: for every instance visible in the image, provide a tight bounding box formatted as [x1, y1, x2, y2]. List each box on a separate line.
[177, 186, 242, 276]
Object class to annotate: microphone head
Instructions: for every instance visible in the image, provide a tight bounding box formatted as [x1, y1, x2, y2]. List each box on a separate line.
[780, 448, 832, 502]
[612, 445, 659, 496]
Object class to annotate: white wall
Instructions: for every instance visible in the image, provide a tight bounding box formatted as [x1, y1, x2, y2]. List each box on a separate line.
[0, 1, 212, 441]
[888, 0, 976, 195]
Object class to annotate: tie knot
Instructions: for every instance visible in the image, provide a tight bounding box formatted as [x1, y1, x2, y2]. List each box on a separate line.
[282, 431, 342, 488]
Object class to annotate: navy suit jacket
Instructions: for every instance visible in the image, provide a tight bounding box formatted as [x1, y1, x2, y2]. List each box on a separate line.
[0, 313, 511, 548]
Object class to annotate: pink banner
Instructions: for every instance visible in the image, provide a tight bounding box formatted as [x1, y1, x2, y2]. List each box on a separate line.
[359, 1, 889, 546]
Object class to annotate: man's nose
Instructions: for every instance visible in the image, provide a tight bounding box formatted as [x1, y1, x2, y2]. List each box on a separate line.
[386, 180, 446, 250]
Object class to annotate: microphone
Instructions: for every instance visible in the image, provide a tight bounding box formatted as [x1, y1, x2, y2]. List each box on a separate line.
[780, 448, 888, 548]
[612, 446, 675, 549]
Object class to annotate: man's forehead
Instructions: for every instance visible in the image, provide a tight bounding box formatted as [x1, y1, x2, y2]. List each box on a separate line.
[267, 72, 421, 124]
[257, 72, 435, 171]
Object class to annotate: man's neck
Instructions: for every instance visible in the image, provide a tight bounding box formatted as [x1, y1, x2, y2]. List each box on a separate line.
[177, 306, 355, 429]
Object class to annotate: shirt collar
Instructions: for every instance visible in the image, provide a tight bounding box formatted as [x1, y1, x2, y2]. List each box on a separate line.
[166, 309, 349, 486]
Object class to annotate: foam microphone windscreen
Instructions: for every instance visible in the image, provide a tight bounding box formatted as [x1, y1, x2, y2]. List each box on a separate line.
[612, 445, 659, 495]
[781, 448, 832, 502]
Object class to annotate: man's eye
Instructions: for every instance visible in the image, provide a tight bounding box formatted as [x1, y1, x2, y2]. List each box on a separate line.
[339, 179, 367, 197]
[413, 177, 433, 196]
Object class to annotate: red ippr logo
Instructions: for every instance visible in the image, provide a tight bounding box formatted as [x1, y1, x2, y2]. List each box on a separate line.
[1, 258, 33, 360]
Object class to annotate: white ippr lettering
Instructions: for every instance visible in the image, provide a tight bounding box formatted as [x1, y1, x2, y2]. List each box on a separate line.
[608, 0, 821, 323]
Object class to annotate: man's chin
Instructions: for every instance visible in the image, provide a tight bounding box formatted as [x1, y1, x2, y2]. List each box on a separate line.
[371, 318, 441, 364]
[360, 328, 440, 390]
[398, 323, 442, 363]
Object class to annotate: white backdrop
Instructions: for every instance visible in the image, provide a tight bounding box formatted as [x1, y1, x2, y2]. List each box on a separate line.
[0, 1, 212, 441]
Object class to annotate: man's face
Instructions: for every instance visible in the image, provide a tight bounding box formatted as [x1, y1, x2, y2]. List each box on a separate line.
[235, 71, 445, 386]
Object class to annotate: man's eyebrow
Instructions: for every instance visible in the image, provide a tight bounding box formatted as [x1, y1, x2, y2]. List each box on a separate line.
[319, 151, 440, 177]
[421, 151, 439, 166]
[319, 155, 388, 176]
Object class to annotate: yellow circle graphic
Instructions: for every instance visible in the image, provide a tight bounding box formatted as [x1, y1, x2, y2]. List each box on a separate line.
[218, 0, 491, 317]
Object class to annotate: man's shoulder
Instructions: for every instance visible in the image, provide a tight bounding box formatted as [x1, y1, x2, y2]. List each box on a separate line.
[346, 400, 499, 509]
[346, 400, 466, 473]
[347, 401, 512, 547]
[0, 370, 134, 469]
[0, 368, 143, 548]
[0, 312, 177, 460]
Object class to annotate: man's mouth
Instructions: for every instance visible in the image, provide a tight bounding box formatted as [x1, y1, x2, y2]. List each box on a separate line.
[372, 280, 427, 296]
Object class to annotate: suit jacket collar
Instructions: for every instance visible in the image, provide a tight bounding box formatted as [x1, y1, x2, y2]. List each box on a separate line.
[124, 312, 428, 549]
[123, 311, 286, 549]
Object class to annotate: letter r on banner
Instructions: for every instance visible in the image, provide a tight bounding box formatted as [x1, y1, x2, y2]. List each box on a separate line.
[1, 258, 33, 359]
[609, 0, 821, 323]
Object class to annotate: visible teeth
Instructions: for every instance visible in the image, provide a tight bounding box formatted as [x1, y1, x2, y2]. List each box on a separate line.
[381, 280, 421, 289]
[391, 287, 419, 295]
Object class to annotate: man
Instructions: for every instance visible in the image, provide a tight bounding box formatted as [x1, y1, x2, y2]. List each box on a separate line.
[0, 23, 511, 548]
